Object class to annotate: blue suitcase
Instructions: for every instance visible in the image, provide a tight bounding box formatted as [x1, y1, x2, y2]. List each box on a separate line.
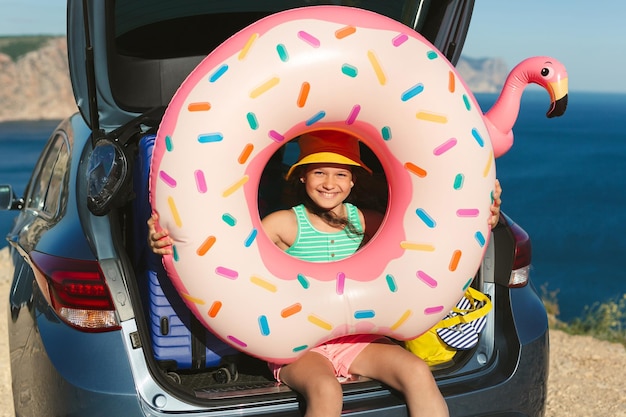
[132, 134, 239, 374]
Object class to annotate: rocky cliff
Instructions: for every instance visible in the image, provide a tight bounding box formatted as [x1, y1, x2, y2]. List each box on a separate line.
[456, 56, 509, 93]
[0, 37, 508, 122]
[0, 37, 77, 122]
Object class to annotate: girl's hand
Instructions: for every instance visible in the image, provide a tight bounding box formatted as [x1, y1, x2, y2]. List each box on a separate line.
[147, 213, 173, 255]
[488, 179, 502, 227]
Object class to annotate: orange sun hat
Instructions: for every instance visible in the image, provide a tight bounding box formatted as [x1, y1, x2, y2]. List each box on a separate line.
[286, 130, 372, 178]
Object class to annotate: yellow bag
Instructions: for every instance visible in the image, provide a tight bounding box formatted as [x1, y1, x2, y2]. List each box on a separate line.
[405, 287, 492, 366]
[405, 328, 457, 366]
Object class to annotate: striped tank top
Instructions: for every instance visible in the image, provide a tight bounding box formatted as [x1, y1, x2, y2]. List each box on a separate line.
[285, 203, 364, 262]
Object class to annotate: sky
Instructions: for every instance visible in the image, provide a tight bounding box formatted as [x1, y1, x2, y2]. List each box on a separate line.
[463, 0, 626, 94]
[0, 0, 624, 93]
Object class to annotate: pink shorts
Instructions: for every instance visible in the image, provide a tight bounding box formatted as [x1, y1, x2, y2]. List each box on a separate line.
[269, 334, 388, 383]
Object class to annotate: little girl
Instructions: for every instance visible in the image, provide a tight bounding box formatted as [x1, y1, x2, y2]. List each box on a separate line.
[149, 130, 502, 417]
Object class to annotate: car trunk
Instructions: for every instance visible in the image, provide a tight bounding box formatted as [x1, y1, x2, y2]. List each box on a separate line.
[124, 128, 497, 403]
[68, 0, 500, 408]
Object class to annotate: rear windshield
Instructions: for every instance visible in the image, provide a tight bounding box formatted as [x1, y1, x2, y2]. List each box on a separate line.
[114, 0, 422, 58]
[104, 0, 469, 113]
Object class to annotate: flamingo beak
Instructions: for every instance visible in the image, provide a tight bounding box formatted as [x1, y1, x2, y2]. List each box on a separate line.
[546, 76, 568, 118]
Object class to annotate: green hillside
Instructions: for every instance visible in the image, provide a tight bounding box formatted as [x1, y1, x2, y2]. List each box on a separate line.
[0, 36, 61, 61]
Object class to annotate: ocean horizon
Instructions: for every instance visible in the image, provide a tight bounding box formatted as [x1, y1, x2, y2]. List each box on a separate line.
[1, 90, 625, 322]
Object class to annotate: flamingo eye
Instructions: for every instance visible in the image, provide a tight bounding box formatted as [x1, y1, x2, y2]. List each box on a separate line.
[541, 67, 552, 77]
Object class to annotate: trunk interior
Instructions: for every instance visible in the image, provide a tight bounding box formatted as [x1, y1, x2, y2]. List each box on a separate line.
[90, 0, 484, 404]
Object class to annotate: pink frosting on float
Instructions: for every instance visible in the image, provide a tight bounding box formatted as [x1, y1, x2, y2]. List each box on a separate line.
[244, 120, 411, 283]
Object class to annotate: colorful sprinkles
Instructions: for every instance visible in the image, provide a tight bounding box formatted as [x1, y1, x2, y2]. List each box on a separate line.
[472, 128, 485, 146]
[188, 102, 211, 112]
[336, 272, 346, 295]
[306, 111, 326, 126]
[433, 138, 457, 155]
[391, 310, 411, 330]
[381, 126, 392, 140]
[238, 33, 258, 60]
[345, 105, 360, 125]
[208, 301, 222, 318]
[341, 64, 358, 78]
[308, 315, 332, 331]
[401, 242, 436, 252]
[198, 133, 223, 143]
[297, 274, 310, 289]
[392, 33, 408, 47]
[424, 306, 444, 315]
[475, 231, 487, 247]
[416, 111, 447, 123]
[221, 213, 236, 226]
[159, 171, 177, 188]
[281, 303, 302, 318]
[276, 44, 289, 62]
[258, 315, 270, 336]
[297, 82, 311, 108]
[209, 64, 229, 82]
[354, 310, 375, 319]
[335, 25, 356, 39]
[167, 196, 182, 228]
[401, 83, 424, 101]
[453, 174, 465, 190]
[194, 170, 207, 193]
[404, 162, 427, 177]
[268, 130, 285, 143]
[386, 274, 398, 292]
[298, 30, 320, 48]
[244, 229, 258, 247]
[238, 143, 254, 164]
[165, 135, 173, 151]
[246, 113, 259, 130]
[449, 250, 462, 271]
[250, 275, 278, 292]
[215, 266, 238, 279]
[448, 71, 456, 93]
[367, 50, 387, 85]
[196, 236, 216, 256]
[222, 176, 249, 197]
[250, 77, 280, 98]
[416, 208, 436, 228]
[417, 270, 438, 288]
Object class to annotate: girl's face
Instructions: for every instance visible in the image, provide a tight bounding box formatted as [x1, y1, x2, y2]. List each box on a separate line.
[301, 163, 354, 213]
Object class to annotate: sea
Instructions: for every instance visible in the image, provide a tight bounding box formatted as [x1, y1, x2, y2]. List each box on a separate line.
[0, 91, 625, 321]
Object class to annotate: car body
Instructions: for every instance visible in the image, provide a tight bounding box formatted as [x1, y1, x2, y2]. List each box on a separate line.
[1, 1, 549, 416]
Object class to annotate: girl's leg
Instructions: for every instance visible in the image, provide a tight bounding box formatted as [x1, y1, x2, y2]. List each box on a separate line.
[349, 340, 449, 417]
[279, 351, 344, 417]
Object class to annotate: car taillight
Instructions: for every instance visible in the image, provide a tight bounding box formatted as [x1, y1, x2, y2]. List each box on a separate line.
[508, 219, 532, 288]
[29, 251, 121, 332]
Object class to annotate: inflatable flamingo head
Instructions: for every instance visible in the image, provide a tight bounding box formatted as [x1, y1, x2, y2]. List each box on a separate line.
[483, 55, 569, 158]
[514, 56, 569, 118]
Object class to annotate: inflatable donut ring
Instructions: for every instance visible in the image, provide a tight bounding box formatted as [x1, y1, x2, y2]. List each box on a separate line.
[150, 5, 496, 364]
